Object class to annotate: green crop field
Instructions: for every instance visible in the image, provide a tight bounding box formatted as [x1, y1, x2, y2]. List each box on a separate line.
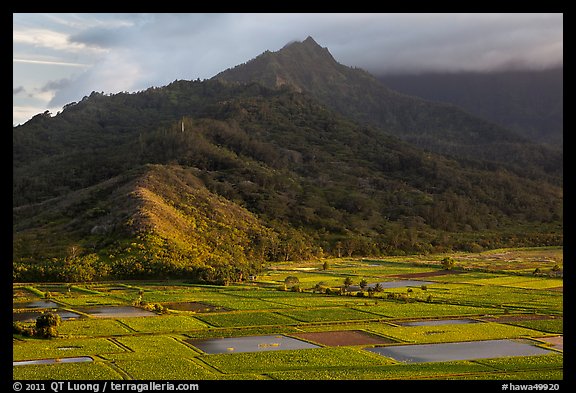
[13, 248, 563, 381]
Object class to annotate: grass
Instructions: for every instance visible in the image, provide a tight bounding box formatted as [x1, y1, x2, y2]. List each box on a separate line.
[367, 322, 546, 344]
[278, 307, 380, 323]
[506, 319, 563, 334]
[117, 315, 209, 333]
[12, 361, 122, 380]
[202, 347, 395, 374]
[12, 247, 563, 380]
[194, 311, 299, 328]
[112, 358, 219, 380]
[13, 337, 127, 361]
[473, 353, 563, 371]
[102, 335, 201, 361]
[268, 360, 495, 380]
[352, 300, 500, 318]
[58, 319, 132, 337]
[461, 276, 563, 289]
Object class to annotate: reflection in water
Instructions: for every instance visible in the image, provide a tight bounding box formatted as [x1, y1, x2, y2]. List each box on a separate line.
[13, 356, 93, 366]
[367, 339, 554, 363]
[187, 334, 320, 354]
[13, 310, 82, 322]
[14, 300, 60, 309]
[76, 306, 158, 318]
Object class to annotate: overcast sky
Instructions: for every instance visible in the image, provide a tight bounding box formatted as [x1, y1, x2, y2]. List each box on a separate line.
[13, 13, 563, 126]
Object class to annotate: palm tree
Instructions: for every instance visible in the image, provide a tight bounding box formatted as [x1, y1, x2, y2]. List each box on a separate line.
[367, 287, 374, 298]
[359, 279, 368, 290]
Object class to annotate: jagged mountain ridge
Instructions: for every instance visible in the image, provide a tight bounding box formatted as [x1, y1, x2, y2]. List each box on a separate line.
[214, 37, 562, 183]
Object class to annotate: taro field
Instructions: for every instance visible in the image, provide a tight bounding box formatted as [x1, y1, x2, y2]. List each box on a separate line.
[13, 247, 563, 380]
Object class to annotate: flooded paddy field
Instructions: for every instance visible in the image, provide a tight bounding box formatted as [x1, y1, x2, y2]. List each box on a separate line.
[186, 334, 320, 354]
[367, 339, 555, 363]
[13, 310, 82, 322]
[14, 300, 60, 309]
[14, 356, 93, 366]
[74, 306, 158, 318]
[13, 247, 563, 380]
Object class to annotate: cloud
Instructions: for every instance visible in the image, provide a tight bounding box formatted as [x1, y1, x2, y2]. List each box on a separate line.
[13, 86, 25, 95]
[13, 58, 89, 67]
[13, 13, 563, 124]
[40, 78, 73, 93]
[13, 27, 100, 53]
[319, 13, 564, 74]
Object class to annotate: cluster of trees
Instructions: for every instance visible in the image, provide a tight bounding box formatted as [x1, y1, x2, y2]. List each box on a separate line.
[13, 313, 61, 338]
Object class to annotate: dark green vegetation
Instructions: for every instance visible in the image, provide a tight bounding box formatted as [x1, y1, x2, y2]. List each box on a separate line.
[215, 37, 562, 182]
[13, 37, 562, 282]
[13, 249, 563, 380]
[376, 68, 563, 146]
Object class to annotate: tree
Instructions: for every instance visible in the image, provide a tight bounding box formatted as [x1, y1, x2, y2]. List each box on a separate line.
[314, 282, 325, 293]
[359, 279, 368, 290]
[343, 277, 353, 290]
[35, 313, 61, 338]
[335, 241, 342, 258]
[322, 261, 329, 271]
[441, 257, 455, 270]
[285, 276, 299, 285]
[367, 287, 374, 298]
[373, 282, 383, 293]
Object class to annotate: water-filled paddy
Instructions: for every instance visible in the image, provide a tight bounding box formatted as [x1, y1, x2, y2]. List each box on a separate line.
[76, 306, 157, 318]
[14, 300, 60, 309]
[186, 334, 320, 354]
[371, 280, 435, 289]
[367, 339, 554, 363]
[13, 356, 93, 366]
[13, 310, 82, 322]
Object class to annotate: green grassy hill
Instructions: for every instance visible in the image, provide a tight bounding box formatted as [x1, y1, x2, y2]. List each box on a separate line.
[13, 164, 273, 282]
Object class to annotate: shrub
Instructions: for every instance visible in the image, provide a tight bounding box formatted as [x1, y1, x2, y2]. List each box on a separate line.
[13, 321, 35, 337]
[441, 257, 455, 270]
[35, 312, 61, 338]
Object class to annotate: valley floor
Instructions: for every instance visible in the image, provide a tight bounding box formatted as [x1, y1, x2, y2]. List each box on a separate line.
[13, 247, 563, 381]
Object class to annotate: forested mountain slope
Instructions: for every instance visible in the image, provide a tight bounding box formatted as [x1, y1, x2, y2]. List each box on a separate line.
[13, 39, 563, 282]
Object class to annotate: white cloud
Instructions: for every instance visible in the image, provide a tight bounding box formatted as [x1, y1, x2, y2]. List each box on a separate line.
[13, 58, 90, 67]
[13, 27, 104, 54]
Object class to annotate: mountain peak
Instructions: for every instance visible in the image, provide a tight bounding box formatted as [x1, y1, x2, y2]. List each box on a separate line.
[303, 35, 320, 46]
[213, 36, 344, 91]
[280, 36, 332, 59]
[281, 36, 322, 50]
